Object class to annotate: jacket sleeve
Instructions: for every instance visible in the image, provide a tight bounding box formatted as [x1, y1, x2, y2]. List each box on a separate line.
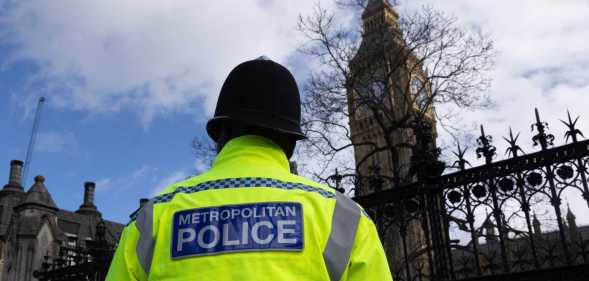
[105, 222, 148, 281]
[343, 214, 394, 281]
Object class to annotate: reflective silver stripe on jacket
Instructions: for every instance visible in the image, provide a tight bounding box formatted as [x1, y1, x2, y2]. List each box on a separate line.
[135, 201, 155, 274]
[323, 192, 362, 281]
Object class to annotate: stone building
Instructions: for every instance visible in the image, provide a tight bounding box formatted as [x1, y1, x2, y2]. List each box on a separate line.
[349, 0, 436, 192]
[452, 207, 589, 277]
[0, 160, 124, 281]
[347, 0, 436, 277]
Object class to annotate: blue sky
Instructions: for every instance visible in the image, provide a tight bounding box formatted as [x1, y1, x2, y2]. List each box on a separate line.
[1, 0, 589, 225]
[0, 54, 211, 222]
[0, 0, 327, 223]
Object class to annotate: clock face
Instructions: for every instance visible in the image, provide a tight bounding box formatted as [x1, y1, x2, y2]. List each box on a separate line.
[369, 81, 386, 98]
[359, 81, 386, 98]
[357, 81, 387, 115]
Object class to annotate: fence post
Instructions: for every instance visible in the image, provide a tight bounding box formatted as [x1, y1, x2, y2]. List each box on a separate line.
[427, 186, 451, 280]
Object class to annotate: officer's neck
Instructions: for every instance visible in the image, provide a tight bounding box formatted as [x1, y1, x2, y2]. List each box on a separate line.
[212, 135, 290, 172]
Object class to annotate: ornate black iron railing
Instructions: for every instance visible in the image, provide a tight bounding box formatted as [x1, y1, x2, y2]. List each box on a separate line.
[330, 109, 589, 281]
[34, 221, 115, 281]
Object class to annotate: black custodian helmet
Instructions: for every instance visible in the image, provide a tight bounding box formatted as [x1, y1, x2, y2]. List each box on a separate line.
[206, 57, 305, 142]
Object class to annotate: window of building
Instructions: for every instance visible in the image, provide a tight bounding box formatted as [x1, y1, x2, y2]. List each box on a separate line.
[64, 233, 78, 249]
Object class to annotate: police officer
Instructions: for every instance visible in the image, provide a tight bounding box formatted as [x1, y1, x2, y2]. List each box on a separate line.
[106, 57, 393, 281]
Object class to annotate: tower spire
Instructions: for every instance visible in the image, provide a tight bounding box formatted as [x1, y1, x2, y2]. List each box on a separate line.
[361, 0, 399, 34]
[483, 209, 497, 242]
[532, 212, 542, 236]
[364, 0, 390, 14]
[566, 202, 575, 220]
[566, 202, 578, 242]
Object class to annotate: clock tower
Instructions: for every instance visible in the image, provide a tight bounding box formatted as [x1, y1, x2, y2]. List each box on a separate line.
[347, 0, 436, 277]
[348, 0, 435, 193]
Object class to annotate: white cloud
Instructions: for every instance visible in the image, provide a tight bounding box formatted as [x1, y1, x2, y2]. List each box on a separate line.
[95, 164, 155, 191]
[36, 130, 78, 153]
[390, 0, 589, 164]
[130, 165, 151, 179]
[151, 170, 189, 196]
[292, 0, 589, 200]
[0, 0, 341, 127]
[397, 0, 589, 230]
[4, 0, 589, 205]
[95, 177, 113, 191]
[194, 157, 210, 174]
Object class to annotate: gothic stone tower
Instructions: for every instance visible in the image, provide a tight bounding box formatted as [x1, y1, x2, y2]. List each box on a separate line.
[348, 0, 436, 278]
[348, 0, 436, 192]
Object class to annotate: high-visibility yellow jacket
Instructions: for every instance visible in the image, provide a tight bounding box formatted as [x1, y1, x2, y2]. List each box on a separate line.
[106, 135, 392, 281]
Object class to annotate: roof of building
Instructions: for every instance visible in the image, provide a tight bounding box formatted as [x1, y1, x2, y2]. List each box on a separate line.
[18, 176, 57, 210]
[451, 223, 589, 262]
[57, 209, 124, 244]
[0, 171, 124, 244]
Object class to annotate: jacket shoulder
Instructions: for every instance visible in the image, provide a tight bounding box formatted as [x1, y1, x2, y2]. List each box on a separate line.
[154, 172, 337, 199]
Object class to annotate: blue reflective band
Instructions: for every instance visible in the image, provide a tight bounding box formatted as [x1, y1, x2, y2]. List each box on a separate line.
[171, 202, 304, 258]
[153, 178, 334, 204]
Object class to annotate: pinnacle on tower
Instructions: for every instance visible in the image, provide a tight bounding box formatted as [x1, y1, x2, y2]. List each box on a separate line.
[362, 0, 398, 20]
[16, 175, 58, 212]
[366, 0, 389, 9]
[482, 210, 497, 241]
[362, 0, 394, 19]
[565, 202, 579, 242]
[566, 202, 576, 221]
[532, 212, 542, 236]
[361, 0, 399, 33]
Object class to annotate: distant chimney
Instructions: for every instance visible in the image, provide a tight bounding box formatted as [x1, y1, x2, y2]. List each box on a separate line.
[139, 198, 149, 208]
[289, 161, 298, 175]
[76, 181, 101, 217]
[3, 160, 24, 190]
[83, 182, 96, 207]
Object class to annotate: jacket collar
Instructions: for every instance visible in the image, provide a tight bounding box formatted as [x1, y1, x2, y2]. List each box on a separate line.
[211, 135, 290, 173]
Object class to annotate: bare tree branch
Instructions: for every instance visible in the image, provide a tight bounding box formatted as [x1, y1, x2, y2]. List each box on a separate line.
[297, 1, 495, 190]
